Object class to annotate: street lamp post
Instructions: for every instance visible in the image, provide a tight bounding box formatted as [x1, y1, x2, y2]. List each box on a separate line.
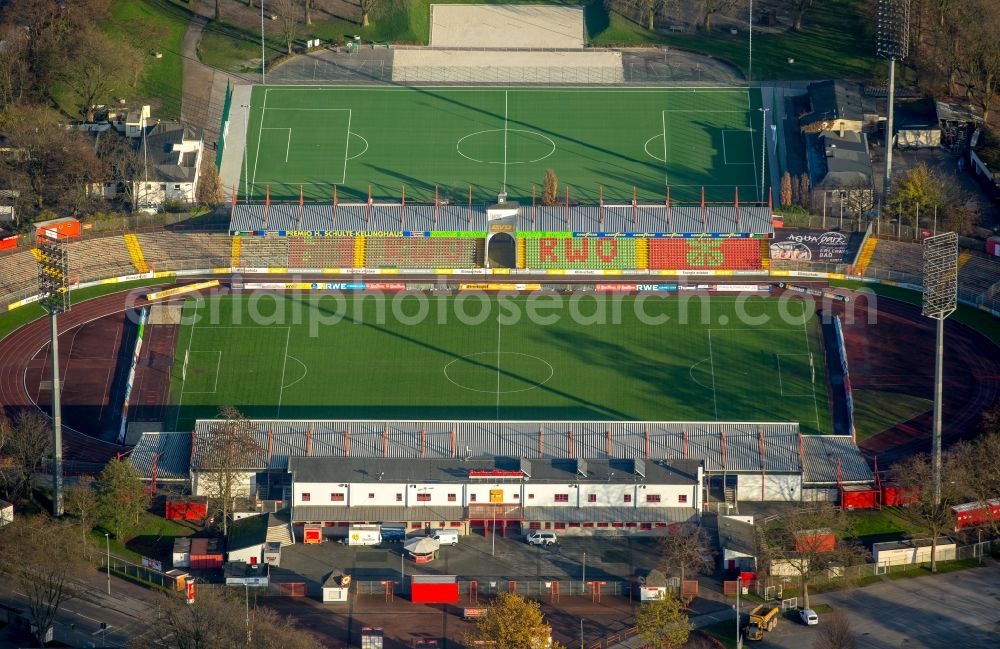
[735, 576, 743, 649]
[105, 533, 111, 595]
[759, 107, 769, 201]
[240, 104, 251, 200]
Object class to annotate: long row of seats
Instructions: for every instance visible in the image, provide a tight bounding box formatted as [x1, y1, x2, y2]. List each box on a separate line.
[365, 237, 479, 268]
[136, 232, 232, 270]
[238, 236, 290, 268]
[0, 249, 38, 306]
[67, 237, 137, 283]
[958, 251, 1000, 294]
[648, 239, 762, 270]
[864, 239, 922, 278]
[523, 237, 637, 269]
[287, 237, 355, 268]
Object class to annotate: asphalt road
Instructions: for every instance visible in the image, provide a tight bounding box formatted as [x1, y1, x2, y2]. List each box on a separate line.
[755, 562, 1000, 649]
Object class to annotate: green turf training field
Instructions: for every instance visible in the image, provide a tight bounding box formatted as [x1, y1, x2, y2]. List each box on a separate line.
[237, 86, 767, 204]
[168, 294, 830, 433]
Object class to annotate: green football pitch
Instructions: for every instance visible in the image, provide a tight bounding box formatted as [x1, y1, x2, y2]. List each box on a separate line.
[237, 86, 767, 204]
[168, 294, 830, 433]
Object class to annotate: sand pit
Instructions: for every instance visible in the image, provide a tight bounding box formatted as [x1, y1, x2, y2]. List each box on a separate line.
[429, 4, 585, 48]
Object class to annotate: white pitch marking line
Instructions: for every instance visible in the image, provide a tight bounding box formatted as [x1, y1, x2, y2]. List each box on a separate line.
[775, 353, 812, 397]
[182, 350, 223, 394]
[173, 299, 200, 431]
[802, 311, 823, 433]
[503, 90, 509, 190]
[342, 109, 352, 186]
[707, 329, 719, 421]
[283, 355, 308, 389]
[495, 316, 502, 418]
[277, 326, 291, 418]
[262, 127, 292, 163]
[661, 109, 669, 186]
[748, 90, 761, 202]
[250, 88, 269, 198]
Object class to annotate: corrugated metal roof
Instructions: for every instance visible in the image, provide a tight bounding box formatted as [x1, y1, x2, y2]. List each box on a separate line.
[230, 204, 773, 235]
[522, 506, 697, 523]
[129, 432, 192, 480]
[801, 435, 873, 484]
[163, 421, 870, 489]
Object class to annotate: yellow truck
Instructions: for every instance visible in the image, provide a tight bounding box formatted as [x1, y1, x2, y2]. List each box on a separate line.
[743, 604, 780, 641]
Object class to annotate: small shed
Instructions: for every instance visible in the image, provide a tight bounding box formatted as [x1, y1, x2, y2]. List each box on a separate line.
[224, 561, 269, 587]
[172, 537, 191, 568]
[0, 230, 18, 252]
[410, 575, 459, 604]
[894, 98, 941, 148]
[636, 568, 670, 601]
[840, 484, 878, 510]
[164, 569, 190, 591]
[794, 529, 836, 553]
[322, 573, 352, 603]
[33, 216, 81, 241]
[718, 515, 757, 574]
[189, 538, 223, 570]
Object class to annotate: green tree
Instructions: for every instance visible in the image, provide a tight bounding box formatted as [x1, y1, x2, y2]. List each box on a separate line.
[886, 163, 947, 224]
[466, 592, 561, 649]
[97, 458, 150, 540]
[635, 593, 692, 649]
[542, 169, 558, 206]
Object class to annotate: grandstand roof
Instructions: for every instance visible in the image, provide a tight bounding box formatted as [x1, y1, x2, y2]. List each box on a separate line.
[125, 420, 871, 486]
[228, 203, 774, 236]
[129, 431, 192, 482]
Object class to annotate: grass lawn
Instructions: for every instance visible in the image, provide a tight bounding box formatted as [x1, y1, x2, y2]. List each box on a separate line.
[851, 389, 932, 441]
[0, 277, 171, 343]
[236, 85, 767, 203]
[699, 621, 738, 649]
[168, 294, 831, 432]
[107, 0, 190, 120]
[847, 508, 914, 541]
[92, 512, 195, 563]
[828, 279, 1000, 347]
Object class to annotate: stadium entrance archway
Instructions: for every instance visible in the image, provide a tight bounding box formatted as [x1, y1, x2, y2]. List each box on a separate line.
[486, 232, 516, 268]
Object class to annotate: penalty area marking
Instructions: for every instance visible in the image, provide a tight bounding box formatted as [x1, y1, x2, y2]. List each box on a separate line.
[261, 127, 292, 162]
[688, 358, 714, 391]
[444, 351, 555, 395]
[775, 353, 812, 397]
[182, 350, 222, 394]
[346, 132, 369, 160]
[282, 355, 308, 389]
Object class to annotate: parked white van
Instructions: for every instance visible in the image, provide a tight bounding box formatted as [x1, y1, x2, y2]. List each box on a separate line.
[432, 529, 460, 546]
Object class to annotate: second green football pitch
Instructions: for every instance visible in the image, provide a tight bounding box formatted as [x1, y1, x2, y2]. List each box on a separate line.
[237, 86, 767, 204]
[169, 294, 830, 433]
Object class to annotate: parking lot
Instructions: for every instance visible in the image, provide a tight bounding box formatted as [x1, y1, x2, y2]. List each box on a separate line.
[272, 531, 666, 597]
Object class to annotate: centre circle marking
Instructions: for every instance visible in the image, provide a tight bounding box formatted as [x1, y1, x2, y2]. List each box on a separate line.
[456, 129, 557, 165]
[444, 351, 555, 394]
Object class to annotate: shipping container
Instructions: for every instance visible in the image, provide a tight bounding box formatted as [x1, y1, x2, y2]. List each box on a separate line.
[303, 524, 323, 544]
[164, 569, 190, 591]
[166, 497, 209, 521]
[952, 498, 1000, 531]
[881, 483, 919, 506]
[873, 538, 956, 565]
[346, 524, 381, 546]
[379, 524, 405, 543]
[172, 537, 192, 568]
[410, 575, 459, 604]
[34, 217, 81, 241]
[0, 231, 18, 252]
[793, 529, 835, 553]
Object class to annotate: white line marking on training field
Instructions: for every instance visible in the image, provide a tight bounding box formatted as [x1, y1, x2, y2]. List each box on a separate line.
[775, 353, 812, 397]
[251, 89, 269, 197]
[173, 299, 200, 431]
[276, 327, 291, 418]
[661, 110, 669, 186]
[262, 127, 292, 162]
[263, 107, 353, 111]
[802, 315, 823, 433]
[707, 330, 719, 420]
[346, 132, 369, 160]
[342, 109, 352, 187]
[503, 90, 509, 190]
[496, 316, 502, 418]
[748, 90, 760, 202]
[283, 355, 308, 389]
[644, 134, 665, 162]
[455, 129, 555, 165]
[443, 352, 554, 395]
[688, 358, 713, 390]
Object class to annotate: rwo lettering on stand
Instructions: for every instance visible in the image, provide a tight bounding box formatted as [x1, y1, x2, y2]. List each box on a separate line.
[538, 238, 620, 263]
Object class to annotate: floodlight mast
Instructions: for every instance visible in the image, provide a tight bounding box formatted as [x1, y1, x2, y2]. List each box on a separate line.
[876, 0, 911, 202]
[36, 229, 69, 516]
[922, 232, 957, 507]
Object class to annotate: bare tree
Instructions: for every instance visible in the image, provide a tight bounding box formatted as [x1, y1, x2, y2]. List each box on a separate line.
[792, 0, 813, 31]
[0, 517, 87, 646]
[889, 450, 965, 572]
[359, 0, 379, 27]
[542, 169, 558, 206]
[0, 410, 51, 503]
[63, 476, 99, 556]
[659, 523, 714, 583]
[271, 0, 300, 54]
[697, 0, 738, 32]
[812, 611, 857, 649]
[199, 407, 266, 536]
[60, 25, 142, 121]
[798, 172, 811, 209]
[196, 159, 226, 207]
[756, 503, 867, 609]
[951, 431, 1000, 537]
[780, 172, 793, 208]
[96, 131, 144, 211]
[304, 0, 313, 26]
[957, 0, 1000, 121]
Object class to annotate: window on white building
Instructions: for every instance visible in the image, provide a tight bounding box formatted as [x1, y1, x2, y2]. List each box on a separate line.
[623, 494, 632, 503]
[416, 493, 431, 502]
[587, 494, 597, 503]
[301, 493, 311, 502]
[646, 494, 661, 503]
[395, 493, 403, 502]
[554, 494, 569, 503]
[678, 494, 688, 504]
[469, 494, 477, 502]
[331, 493, 345, 502]
[447, 493, 456, 502]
